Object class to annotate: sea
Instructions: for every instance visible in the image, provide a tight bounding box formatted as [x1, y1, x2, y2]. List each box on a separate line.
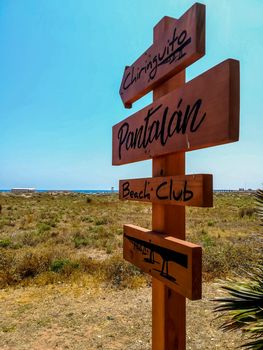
[0, 189, 118, 194]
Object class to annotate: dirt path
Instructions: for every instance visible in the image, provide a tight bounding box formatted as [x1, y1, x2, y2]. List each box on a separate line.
[0, 281, 244, 349]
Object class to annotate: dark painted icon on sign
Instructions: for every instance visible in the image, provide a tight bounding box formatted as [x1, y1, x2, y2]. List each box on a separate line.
[123, 224, 202, 300]
[125, 233, 188, 284]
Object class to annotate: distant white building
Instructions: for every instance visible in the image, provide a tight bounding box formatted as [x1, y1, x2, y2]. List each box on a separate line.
[11, 188, 36, 194]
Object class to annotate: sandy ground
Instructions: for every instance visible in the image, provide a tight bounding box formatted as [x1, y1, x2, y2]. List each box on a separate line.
[0, 281, 244, 350]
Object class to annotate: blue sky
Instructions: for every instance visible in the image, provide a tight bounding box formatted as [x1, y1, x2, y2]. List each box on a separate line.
[0, 0, 262, 190]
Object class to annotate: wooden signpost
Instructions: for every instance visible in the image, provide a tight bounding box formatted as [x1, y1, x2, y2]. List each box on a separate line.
[113, 3, 239, 349]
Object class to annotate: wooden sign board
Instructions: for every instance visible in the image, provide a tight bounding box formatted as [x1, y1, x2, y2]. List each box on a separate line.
[119, 174, 212, 207]
[113, 59, 239, 165]
[123, 224, 202, 300]
[120, 3, 205, 108]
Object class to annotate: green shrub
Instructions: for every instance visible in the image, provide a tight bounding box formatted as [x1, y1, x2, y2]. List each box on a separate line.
[37, 222, 51, 234]
[72, 232, 91, 248]
[81, 215, 93, 223]
[200, 229, 215, 248]
[213, 264, 263, 349]
[95, 217, 108, 226]
[0, 239, 12, 248]
[207, 220, 215, 227]
[50, 258, 79, 274]
[73, 236, 90, 248]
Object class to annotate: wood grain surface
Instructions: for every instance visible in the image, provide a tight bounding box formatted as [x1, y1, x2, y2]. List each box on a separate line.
[123, 224, 202, 300]
[119, 174, 212, 207]
[113, 58, 240, 165]
[119, 3, 205, 108]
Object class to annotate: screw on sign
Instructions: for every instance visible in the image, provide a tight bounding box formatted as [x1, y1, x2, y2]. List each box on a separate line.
[112, 3, 240, 350]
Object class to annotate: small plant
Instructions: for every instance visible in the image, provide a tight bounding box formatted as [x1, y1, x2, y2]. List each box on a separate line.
[50, 258, 79, 274]
[37, 222, 51, 234]
[95, 217, 108, 226]
[213, 189, 263, 349]
[72, 232, 91, 248]
[213, 264, 263, 349]
[0, 238, 12, 248]
[81, 215, 93, 223]
[50, 258, 70, 272]
[200, 228, 215, 247]
[207, 220, 215, 227]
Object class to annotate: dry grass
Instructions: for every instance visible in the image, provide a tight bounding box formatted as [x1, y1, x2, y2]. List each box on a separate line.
[0, 191, 261, 349]
[0, 281, 245, 349]
[0, 192, 261, 287]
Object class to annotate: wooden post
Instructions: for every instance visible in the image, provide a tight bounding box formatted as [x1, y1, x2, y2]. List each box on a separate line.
[113, 5, 239, 349]
[152, 17, 186, 350]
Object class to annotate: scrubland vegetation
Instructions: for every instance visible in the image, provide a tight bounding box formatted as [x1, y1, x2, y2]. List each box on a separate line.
[0, 192, 261, 289]
[0, 191, 262, 349]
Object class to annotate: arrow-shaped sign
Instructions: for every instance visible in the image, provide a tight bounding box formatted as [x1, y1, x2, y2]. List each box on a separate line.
[119, 174, 212, 207]
[123, 224, 202, 300]
[119, 3, 205, 108]
[113, 59, 239, 165]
